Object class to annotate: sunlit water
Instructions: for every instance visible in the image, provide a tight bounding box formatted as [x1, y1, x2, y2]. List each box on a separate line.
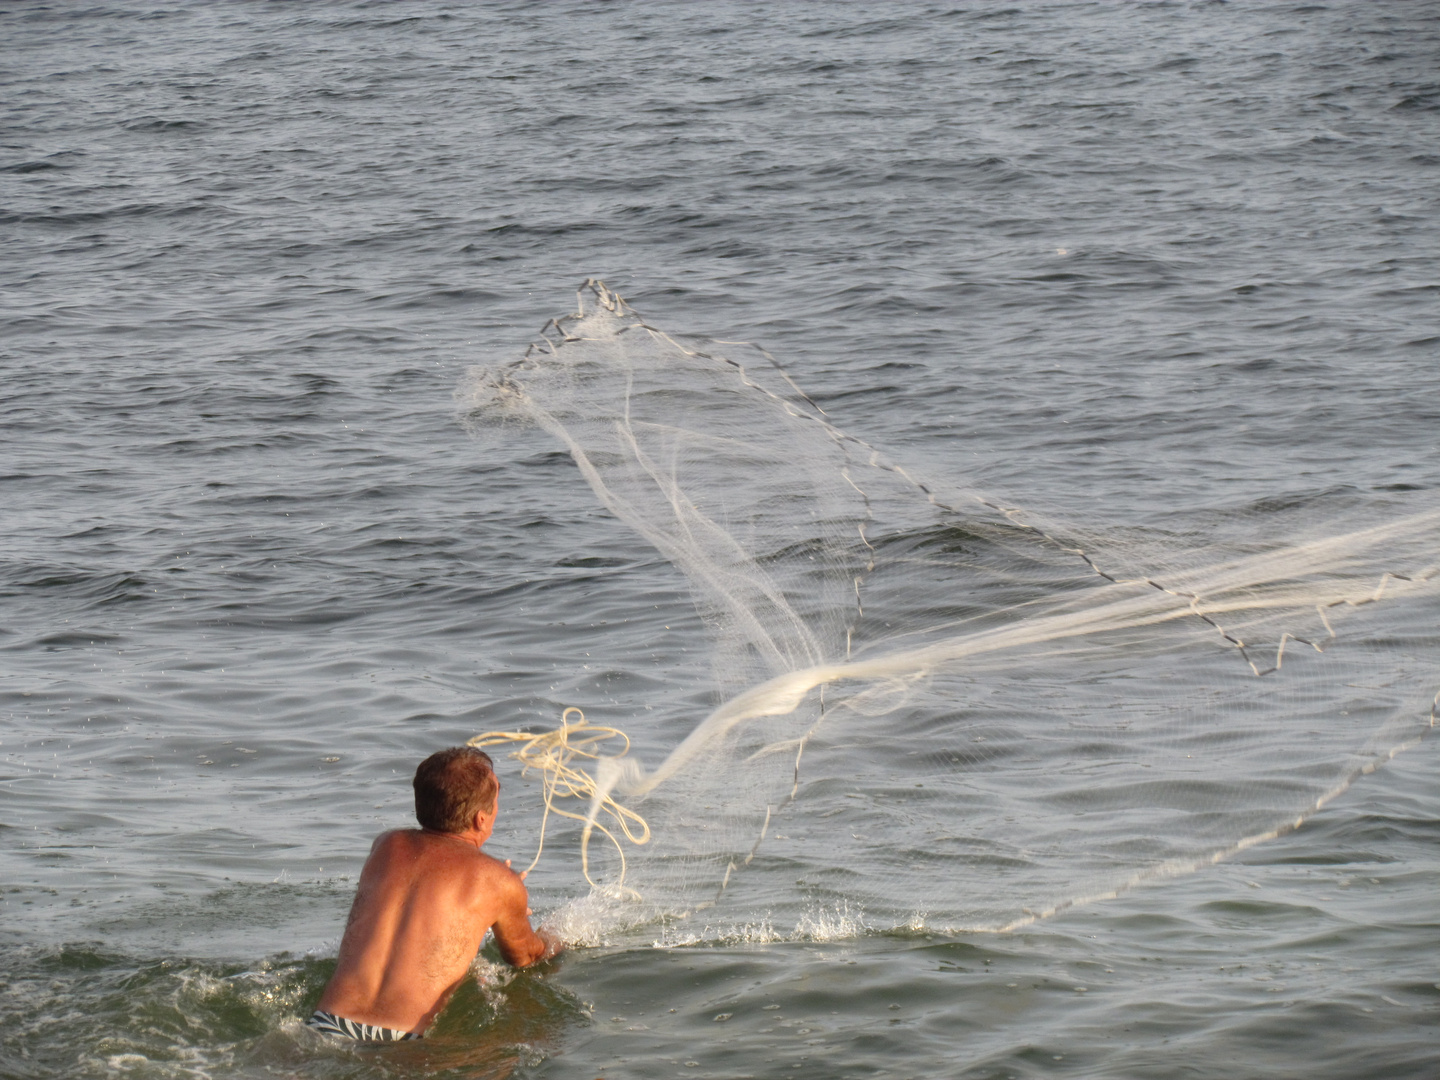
[3, 2, 1438, 1078]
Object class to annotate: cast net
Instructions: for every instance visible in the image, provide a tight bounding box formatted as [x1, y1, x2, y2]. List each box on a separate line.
[457, 280, 1440, 933]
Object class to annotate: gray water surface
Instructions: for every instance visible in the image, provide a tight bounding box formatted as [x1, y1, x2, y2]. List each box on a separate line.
[3, 2, 1438, 1078]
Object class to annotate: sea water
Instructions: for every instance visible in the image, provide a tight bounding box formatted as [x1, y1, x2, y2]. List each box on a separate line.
[2, 2, 1438, 1078]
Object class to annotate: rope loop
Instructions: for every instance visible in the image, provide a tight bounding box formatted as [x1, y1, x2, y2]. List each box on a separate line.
[469, 707, 650, 890]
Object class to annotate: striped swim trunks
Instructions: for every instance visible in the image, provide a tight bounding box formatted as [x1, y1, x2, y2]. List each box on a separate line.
[305, 1009, 422, 1042]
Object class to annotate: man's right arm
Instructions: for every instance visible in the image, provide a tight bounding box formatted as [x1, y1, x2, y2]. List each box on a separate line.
[489, 867, 562, 968]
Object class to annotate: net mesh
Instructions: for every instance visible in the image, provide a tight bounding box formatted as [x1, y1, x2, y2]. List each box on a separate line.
[458, 280, 1440, 934]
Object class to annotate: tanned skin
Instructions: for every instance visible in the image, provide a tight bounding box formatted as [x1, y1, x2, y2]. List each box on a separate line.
[317, 797, 561, 1035]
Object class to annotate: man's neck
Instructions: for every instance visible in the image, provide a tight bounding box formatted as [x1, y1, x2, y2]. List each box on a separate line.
[422, 827, 485, 850]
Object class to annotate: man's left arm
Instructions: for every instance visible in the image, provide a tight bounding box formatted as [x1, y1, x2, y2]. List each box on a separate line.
[489, 867, 562, 967]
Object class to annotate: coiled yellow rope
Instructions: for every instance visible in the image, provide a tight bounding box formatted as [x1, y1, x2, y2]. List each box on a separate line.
[469, 707, 650, 889]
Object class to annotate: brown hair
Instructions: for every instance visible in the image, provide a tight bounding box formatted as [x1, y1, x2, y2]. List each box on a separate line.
[413, 747, 499, 833]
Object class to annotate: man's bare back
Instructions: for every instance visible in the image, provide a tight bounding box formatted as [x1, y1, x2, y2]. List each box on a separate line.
[312, 748, 560, 1039]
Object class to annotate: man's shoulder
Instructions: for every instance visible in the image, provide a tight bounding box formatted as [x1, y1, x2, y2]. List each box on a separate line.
[368, 828, 421, 855]
[472, 850, 524, 885]
[472, 851, 530, 905]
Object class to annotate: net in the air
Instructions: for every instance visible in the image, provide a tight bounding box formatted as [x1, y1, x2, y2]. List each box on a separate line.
[458, 280, 1439, 934]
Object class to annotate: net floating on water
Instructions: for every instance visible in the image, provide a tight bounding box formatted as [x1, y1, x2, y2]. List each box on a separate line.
[460, 280, 1440, 933]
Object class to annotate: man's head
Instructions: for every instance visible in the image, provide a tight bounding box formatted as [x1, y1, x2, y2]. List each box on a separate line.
[413, 747, 499, 833]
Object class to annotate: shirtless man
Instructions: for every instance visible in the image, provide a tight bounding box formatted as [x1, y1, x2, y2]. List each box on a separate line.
[307, 746, 561, 1041]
